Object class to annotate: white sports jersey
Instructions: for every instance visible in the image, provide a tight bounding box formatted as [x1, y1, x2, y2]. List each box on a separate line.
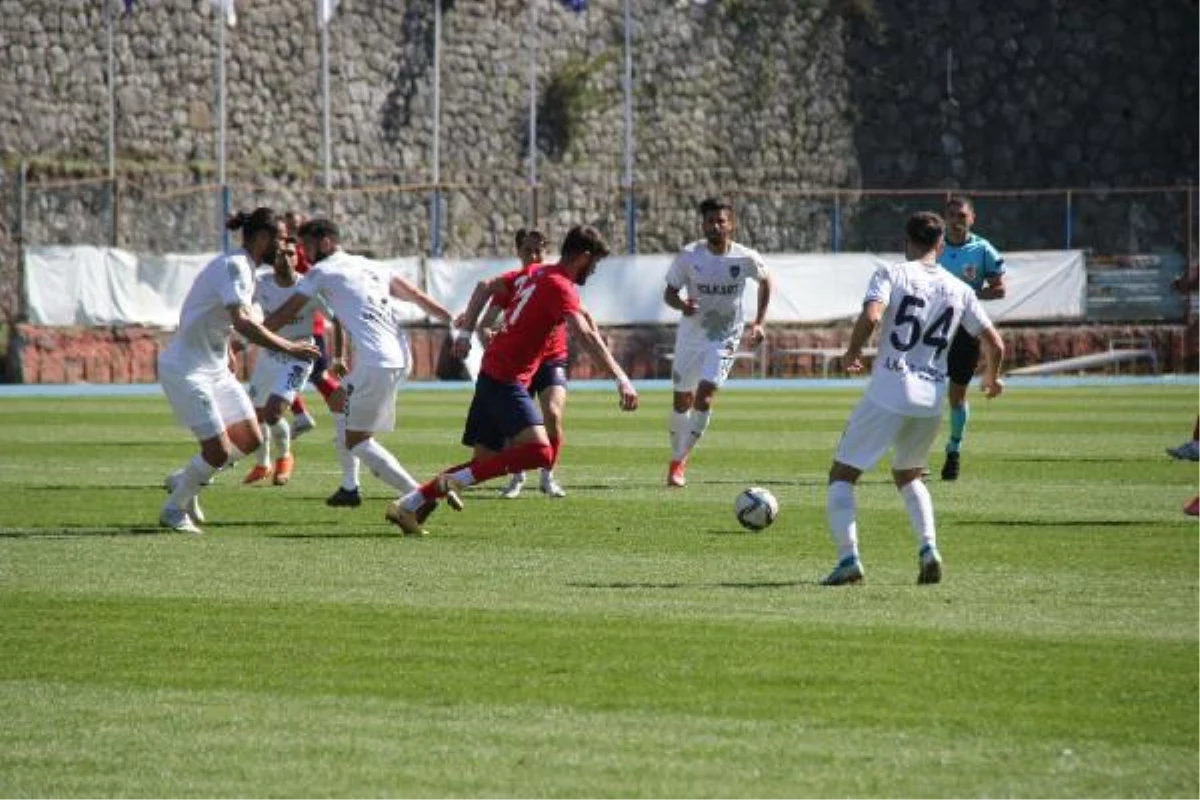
[666, 240, 768, 348]
[864, 259, 991, 417]
[296, 250, 410, 369]
[253, 270, 325, 343]
[159, 249, 257, 374]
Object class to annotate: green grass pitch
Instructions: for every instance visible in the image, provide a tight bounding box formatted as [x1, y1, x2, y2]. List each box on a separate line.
[0, 382, 1196, 797]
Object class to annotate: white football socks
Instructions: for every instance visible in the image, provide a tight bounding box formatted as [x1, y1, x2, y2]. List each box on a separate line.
[900, 479, 936, 552]
[670, 410, 692, 460]
[826, 480, 859, 561]
[333, 414, 360, 490]
[167, 454, 218, 509]
[350, 438, 418, 494]
[270, 417, 291, 458]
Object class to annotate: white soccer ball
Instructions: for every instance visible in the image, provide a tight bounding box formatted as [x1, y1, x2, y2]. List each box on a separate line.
[735, 487, 779, 532]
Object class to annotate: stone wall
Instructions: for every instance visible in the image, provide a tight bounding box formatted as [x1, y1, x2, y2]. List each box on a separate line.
[0, 1, 1194, 259]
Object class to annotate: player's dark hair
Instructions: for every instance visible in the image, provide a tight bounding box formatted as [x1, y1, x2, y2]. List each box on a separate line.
[515, 228, 547, 250]
[698, 197, 732, 216]
[945, 194, 974, 212]
[297, 217, 340, 241]
[906, 211, 945, 250]
[559, 225, 609, 260]
[226, 207, 278, 238]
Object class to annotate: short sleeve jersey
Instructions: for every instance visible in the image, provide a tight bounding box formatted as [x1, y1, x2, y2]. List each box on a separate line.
[864, 260, 992, 417]
[938, 233, 1004, 292]
[296, 250, 410, 369]
[158, 249, 256, 374]
[665, 240, 769, 349]
[253, 271, 326, 343]
[491, 262, 569, 363]
[482, 264, 580, 385]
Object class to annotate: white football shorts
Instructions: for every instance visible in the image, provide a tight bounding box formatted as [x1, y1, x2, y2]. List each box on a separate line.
[159, 362, 257, 440]
[671, 341, 735, 393]
[247, 349, 314, 407]
[343, 365, 408, 432]
[834, 396, 940, 472]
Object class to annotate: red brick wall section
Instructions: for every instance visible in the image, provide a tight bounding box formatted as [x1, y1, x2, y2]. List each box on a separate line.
[3, 323, 1190, 384]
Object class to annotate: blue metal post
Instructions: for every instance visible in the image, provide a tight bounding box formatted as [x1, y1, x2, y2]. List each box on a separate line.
[832, 192, 841, 254]
[1064, 190, 1073, 249]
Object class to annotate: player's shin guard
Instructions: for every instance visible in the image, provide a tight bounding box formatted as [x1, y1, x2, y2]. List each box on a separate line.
[826, 481, 859, 562]
[350, 439, 419, 493]
[899, 480, 936, 552]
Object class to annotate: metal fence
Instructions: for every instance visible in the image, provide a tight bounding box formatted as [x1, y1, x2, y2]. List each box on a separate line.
[1, 159, 1195, 324]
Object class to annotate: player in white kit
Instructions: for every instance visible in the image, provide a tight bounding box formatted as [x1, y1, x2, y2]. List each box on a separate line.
[266, 218, 463, 524]
[242, 236, 330, 486]
[820, 211, 1005, 586]
[158, 208, 321, 534]
[662, 198, 771, 487]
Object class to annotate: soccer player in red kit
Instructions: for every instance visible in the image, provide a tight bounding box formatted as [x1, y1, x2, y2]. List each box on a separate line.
[453, 228, 573, 498]
[387, 225, 639, 536]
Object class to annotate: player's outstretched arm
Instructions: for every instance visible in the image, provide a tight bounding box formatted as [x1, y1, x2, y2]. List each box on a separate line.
[390, 275, 453, 324]
[565, 309, 638, 411]
[230, 301, 320, 362]
[978, 325, 1006, 398]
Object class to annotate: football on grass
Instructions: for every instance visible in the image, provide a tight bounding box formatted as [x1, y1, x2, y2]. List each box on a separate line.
[735, 487, 779, 532]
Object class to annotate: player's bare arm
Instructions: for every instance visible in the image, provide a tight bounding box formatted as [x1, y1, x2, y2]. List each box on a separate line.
[565, 309, 638, 411]
[843, 300, 884, 374]
[663, 285, 699, 316]
[390, 275, 453, 323]
[977, 325, 1006, 398]
[747, 273, 772, 345]
[977, 275, 1006, 301]
[454, 276, 507, 331]
[230, 302, 320, 361]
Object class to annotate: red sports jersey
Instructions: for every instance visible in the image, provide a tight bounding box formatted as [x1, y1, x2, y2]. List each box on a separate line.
[492, 263, 569, 363]
[482, 264, 580, 385]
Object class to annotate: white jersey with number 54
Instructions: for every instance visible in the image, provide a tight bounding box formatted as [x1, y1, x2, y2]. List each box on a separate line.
[864, 260, 991, 417]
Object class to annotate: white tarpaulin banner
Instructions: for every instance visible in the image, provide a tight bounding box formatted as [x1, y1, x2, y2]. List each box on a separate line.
[24, 247, 1086, 328]
[429, 250, 1086, 324]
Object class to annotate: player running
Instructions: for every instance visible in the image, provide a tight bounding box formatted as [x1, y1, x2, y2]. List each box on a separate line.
[158, 208, 321, 534]
[936, 195, 1006, 480]
[387, 225, 638, 536]
[662, 197, 771, 487]
[453, 228, 572, 498]
[265, 218, 460, 524]
[242, 233, 329, 486]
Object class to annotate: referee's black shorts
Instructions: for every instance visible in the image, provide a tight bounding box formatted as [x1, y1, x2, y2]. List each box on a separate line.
[946, 327, 980, 386]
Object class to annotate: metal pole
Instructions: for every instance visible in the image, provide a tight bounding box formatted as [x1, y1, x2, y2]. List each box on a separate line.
[105, 0, 118, 247]
[16, 160, 28, 323]
[1064, 189, 1073, 250]
[527, 0, 538, 227]
[832, 192, 841, 254]
[431, 0, 442, 257]
[622, 0, 635, 254]
[320, 0, 331, 193]
[217, 4, 229, 252]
